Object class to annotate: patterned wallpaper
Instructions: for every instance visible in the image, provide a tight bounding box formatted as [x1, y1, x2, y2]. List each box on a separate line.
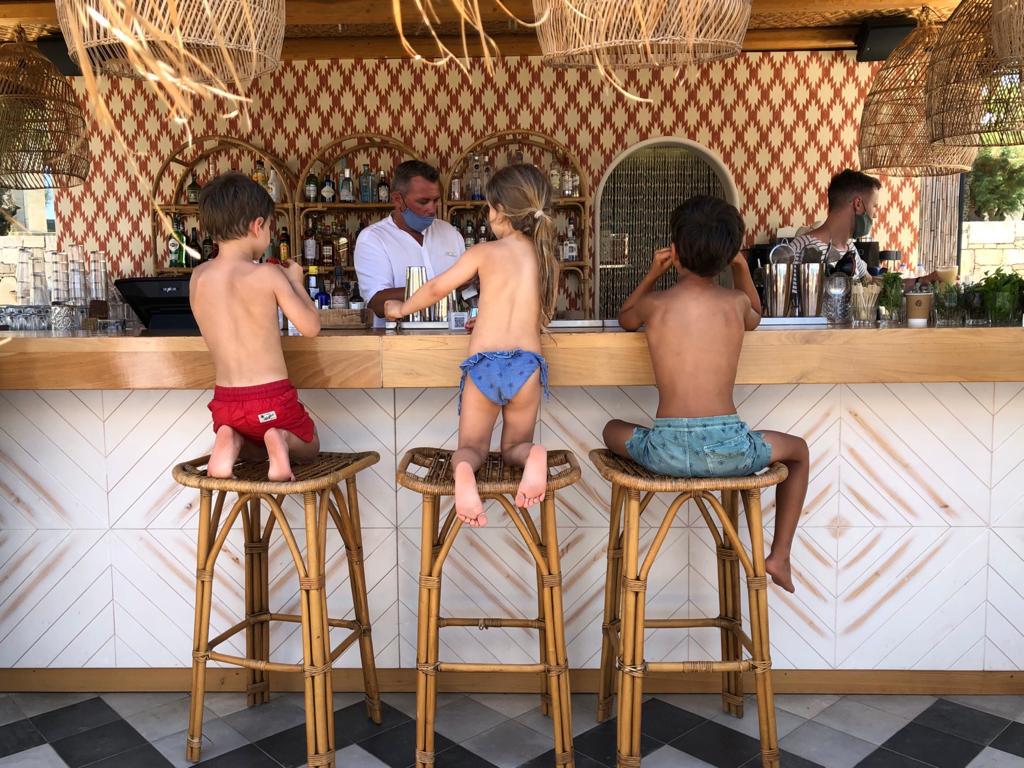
[54, 52, 921, 278]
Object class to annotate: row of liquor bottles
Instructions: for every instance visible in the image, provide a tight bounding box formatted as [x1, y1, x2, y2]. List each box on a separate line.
[303, 165, 390, 205]
[449, 152, 582, 201]
[184, 159, 286, 205]
[451, 211, 580, 262]
[303, 266, 364, 310]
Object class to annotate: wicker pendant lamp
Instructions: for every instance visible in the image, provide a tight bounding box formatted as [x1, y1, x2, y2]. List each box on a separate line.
[991, 0, 1024, 60]
[0, 34, 89, 190]
[54, 0, 285, 87]
[534, 0, 752, 69]
[926, 0, 1024, 146]
[859, 9, 977, 176]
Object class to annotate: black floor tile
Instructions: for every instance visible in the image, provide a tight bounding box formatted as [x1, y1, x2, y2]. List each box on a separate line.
[335, 699, 410, 745]
[50, 719, 147, 768]
[992, 721, 1024, 759]
[883, 722, 984, 768]
[915, 699, 1012, 746]
[742, 750, 826, 768]
[517, 748, 609, 768]
[572, 719, 661, 767]
[669, 720, 762, 768]
[196, 743, 281, 768]
[855, 748, 935, 768]
[0, 718, 46, 759]
[638, 698, 707, 743]
[254, 723, 313, 768]
[84, 743, 175, 768]
[357, 719, 455, 768]
[433, 743, 500, 767]
[31, 697, 120, 742]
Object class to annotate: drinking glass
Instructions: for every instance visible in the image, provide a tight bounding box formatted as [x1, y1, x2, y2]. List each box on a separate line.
[963, 286, 989, 327]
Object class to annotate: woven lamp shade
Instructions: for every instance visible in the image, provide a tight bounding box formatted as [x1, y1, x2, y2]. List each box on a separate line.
[859, 14, 977, 176]
[534, 0, 752, 68]
[0, 40, 89, 190]
[54, 0, 285, 85]
[926, 0, 1024, 146]
[992, 0, 1024, 61]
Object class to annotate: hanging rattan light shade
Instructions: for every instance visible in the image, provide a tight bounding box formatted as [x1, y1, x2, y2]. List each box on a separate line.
[54, 0, 285, 86]
[926, 0, 1024, 146]
[0, 39, 89, 190]
[534, 0, 752, 69]
[991, 0, 1024, 61]
[859, 11, 977, 176]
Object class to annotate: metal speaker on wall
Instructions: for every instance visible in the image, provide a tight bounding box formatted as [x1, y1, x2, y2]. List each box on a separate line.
[54, 0, 285, 86]
[859, 9, 978, 176]
[926, 0, 1024, 146]
[0, 35, 90, 190]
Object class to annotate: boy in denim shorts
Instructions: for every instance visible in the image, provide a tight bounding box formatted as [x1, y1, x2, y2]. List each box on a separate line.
[602, 196, 809, 593]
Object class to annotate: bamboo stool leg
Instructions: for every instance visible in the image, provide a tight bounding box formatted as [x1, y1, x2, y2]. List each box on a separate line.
[719, 489, 744, 719]
[597, 482, 624, 722]
[539, 492, 575, 768]
[187, 489, 215, 763]
[415, 494, 441, 768]
[742, 489, 779, 768]
[244, 496, 271, 708]
[300, 491, 335, 768]
[536, 553, 552, 717]
[616, 489, 645, 768]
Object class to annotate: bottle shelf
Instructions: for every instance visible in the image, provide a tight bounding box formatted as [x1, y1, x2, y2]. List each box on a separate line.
[445, 197, 586, 208]
[155, 204, 292, 214]
[297, 202, 394, 210]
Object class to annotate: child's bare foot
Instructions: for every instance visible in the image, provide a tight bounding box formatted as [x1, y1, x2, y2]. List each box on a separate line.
[515, 445, 548, 509]
[208, 425, 243, 478]
[264, 428, 295, 482]
[454, 461, 486, 527]
[765, 553, 795, 593]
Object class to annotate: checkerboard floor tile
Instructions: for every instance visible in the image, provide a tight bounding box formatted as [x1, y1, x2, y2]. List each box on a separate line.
[0, 693, 1022, 767]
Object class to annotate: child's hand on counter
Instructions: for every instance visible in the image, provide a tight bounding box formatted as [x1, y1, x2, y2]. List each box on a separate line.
[384, 300, 405, 321]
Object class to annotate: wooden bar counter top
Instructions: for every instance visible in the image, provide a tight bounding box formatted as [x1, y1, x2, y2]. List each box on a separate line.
[1, 327, 1021, 389]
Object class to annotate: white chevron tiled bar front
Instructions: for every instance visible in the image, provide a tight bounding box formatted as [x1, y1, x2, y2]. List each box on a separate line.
[1, 328, 1022, 686]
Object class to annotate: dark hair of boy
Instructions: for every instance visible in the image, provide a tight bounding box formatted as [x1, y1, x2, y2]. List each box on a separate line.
[198, 172, 275, 243]
[669, 195, 746, 278]
[826, 169, 882, 211]
[393, 160, 441, 193]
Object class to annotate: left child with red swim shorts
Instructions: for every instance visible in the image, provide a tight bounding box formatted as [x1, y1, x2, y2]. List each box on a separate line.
[189, 172, 323, 481]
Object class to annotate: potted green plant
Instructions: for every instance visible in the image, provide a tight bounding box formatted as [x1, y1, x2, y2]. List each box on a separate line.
[976, 267, 1024, 326]
[878, 272, 905, 327]
[933, 281, 963, 327]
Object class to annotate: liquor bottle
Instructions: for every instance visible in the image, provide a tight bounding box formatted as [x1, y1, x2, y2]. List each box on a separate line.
[563, 215, 578, 262]
[571, 170, 581, 197]
[338, 167, 355, 202]
[319, 220, 335, 268]
[304, 171, 319, 203]
[168, 215, 185, 268]
[463, 217, 476, 249]
[252, 159, 268, 189]
[548, 160, 561, 196]
[359, 164, 373, 203]
[302, 220, 317, 266]
[514, 149, 525, 165]
[482, 155, 493, 188]
[278, 226, 291, 262]
[331, 267, 349, 307]
[267, 167, 283, 202]
[477, 216, 488, 244]
[354, 216, 369, 248]
[201, 231, 214, 262]
[348, 281, 365, 310]
[186, 174, 201, 205]
[306, 266, 320, 300]
[376, 171, 390, 203]
[187, 227, 201, 266]
[449, 176, 462, 201]
[314, 272, 331, 309]
[334, 222, 349, 268]
[470, 155, 484, 201]
[321, 175, 336, 204]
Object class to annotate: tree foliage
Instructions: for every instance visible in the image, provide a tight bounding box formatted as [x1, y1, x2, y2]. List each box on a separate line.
[965, 147, 1024, 221]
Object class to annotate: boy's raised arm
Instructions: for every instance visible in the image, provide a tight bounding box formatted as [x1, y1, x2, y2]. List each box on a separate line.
[618, 247, 674, 331]
[730, 254, 762, 331]
[273, 260, 321, 337]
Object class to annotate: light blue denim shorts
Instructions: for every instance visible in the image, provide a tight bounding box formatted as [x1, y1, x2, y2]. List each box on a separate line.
[625, 414, 772, 478]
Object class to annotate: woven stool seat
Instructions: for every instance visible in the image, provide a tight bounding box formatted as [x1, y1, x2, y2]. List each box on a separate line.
[399, 447, 580, 767]
[592, 449, 787, 768]
[397, 447, 581, 496]
[173, 451, 383, 768]
[172, 451, 379, 493]
[589, 449, 788, 492]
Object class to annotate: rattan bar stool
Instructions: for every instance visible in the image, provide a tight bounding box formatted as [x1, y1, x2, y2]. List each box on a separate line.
[589, 449, 790, 768]
[396, 448, 582, 768]
[172, 452, 384, 768]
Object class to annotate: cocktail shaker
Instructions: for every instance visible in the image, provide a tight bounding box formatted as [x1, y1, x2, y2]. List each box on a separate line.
[798, 262, 826, 317]
[763, 262, 794, 318]
[405, 266, 427, 321]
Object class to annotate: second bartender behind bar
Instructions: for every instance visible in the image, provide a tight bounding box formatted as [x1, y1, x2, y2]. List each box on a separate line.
[355, 160, 465, 327]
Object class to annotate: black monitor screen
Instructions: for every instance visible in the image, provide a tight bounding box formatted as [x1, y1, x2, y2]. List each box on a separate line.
[114, 276, 198, 331]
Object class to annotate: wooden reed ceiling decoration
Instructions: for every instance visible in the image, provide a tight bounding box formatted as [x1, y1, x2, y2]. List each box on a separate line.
[0, 0, 961, 58]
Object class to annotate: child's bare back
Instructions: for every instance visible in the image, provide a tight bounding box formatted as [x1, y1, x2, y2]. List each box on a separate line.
[466, 234, 543, 356]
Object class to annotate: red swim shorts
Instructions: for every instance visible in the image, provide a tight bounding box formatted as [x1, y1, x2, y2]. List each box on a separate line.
[208, 379, 316, 445]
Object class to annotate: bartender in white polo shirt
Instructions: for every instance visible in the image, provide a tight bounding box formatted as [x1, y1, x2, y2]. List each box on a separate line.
[355, 159, 465, 327]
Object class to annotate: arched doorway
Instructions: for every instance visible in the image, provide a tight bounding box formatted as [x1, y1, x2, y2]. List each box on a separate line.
[594, 138, 739, 319]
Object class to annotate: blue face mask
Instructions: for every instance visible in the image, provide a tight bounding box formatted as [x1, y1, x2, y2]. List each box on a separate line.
[400, 196, 435, 233]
